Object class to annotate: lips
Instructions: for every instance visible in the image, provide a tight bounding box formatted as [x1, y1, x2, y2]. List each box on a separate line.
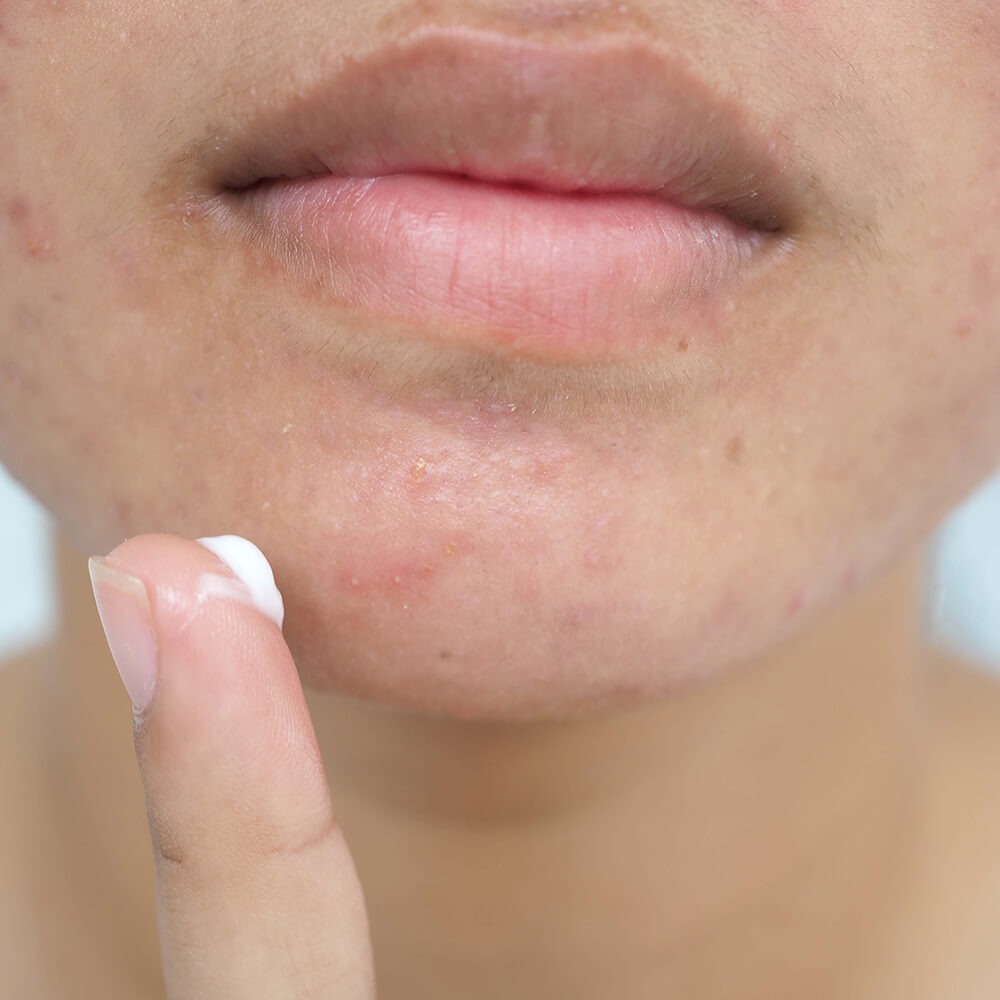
[189, 24, 810, 361]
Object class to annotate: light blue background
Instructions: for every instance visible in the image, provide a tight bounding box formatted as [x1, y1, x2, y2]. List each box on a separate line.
[2, 460, 1000, 671]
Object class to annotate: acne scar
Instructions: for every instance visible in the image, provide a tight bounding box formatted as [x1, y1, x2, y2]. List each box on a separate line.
[725, 433, 744, 463]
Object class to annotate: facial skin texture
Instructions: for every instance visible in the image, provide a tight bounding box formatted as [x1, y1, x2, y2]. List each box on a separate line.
[1, 0, 999, 723]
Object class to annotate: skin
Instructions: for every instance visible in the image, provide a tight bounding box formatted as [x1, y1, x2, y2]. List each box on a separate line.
[1, 0, 1000, 996]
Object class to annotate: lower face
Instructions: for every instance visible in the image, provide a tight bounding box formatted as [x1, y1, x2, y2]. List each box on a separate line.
[1, 2, 1000, 720]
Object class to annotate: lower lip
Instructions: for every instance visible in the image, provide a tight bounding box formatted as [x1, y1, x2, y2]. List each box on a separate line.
[226, 172, 774, 361]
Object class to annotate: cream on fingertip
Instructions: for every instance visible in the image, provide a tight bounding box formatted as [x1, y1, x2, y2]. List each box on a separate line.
[194, 535, 285, 630]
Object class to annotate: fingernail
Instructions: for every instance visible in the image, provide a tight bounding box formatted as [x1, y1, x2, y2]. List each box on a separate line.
[88, 556, 159, 714]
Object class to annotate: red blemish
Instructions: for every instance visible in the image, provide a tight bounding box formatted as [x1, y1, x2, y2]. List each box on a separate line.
[8, 198, 27, 224]
[967, 9, 1000, 56]
[558, 604, 588, 631]
[785, 590, 804, 616]
[7, 197, 56, 260]
[0, 19, 24, 49]
[0, 359, 40, 392]
[330, 531, 474, 600]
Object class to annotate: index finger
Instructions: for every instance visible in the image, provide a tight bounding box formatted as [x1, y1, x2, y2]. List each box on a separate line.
[88, 533, 376, 999]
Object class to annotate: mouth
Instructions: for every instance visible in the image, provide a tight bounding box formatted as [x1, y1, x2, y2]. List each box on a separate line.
[187, 24, 811, 362]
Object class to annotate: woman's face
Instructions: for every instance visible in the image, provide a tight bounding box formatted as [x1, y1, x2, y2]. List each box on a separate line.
[2, 0, 998, 720]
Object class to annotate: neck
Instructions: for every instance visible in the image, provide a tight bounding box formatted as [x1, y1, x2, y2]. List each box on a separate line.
[38, 527, 935, 999]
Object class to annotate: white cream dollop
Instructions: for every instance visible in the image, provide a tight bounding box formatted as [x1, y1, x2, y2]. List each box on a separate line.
[194, 534, 285, 630]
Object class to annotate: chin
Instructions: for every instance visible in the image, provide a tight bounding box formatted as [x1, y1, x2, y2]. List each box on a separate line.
[261, 492, 867, 723]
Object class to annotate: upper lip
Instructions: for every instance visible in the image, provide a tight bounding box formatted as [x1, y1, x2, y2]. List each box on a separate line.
[192, 23, 808, 234]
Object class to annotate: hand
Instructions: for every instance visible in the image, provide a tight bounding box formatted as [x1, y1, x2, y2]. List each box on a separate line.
[87, 533, 377, 999]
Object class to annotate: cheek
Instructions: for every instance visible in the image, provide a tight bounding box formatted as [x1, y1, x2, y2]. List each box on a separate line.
[0, 195, 65, 413]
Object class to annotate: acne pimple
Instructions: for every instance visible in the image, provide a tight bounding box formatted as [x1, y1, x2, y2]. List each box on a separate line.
[7, 197, 55, 259]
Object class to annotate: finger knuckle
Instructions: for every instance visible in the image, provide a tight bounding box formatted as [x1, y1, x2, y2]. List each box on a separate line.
[149, 800, 343, 881]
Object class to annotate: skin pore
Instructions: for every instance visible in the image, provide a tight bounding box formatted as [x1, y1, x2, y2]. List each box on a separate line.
[2, 0, 1000, 995]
